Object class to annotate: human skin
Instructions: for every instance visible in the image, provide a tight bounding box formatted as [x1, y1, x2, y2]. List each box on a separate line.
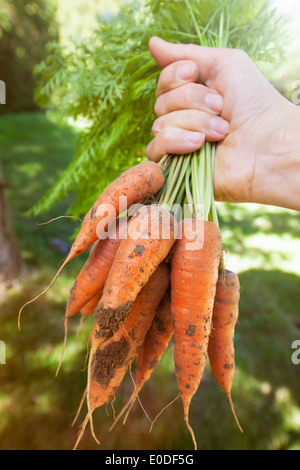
[146, 36, 300, 211]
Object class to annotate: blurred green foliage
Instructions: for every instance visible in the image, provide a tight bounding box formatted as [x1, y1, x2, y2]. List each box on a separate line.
[0, 0, 58, 115]
[263, 0, 300, 101]
[0, 112, 81, 268]
[31, 0, 286, 219]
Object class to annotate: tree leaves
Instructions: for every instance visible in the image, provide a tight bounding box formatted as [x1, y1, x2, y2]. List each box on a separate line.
[32, 0, 287, 218]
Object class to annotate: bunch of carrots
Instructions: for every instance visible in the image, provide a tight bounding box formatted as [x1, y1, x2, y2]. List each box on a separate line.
[19, 154, 242, 450]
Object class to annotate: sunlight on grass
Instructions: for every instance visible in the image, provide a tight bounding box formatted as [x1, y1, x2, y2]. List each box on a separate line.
[217, 202, 300, 276]
[227, 232, 300, 275]
[15, 162, 43, 177]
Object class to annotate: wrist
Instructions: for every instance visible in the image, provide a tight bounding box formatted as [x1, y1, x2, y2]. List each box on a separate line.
[251, 101, 300, 211]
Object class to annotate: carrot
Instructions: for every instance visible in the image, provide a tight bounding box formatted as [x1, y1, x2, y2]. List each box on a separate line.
[109, 294, 173, 431]
[73, 262, 170, 449]
[94, 204, 178, 343]
[80, 293, 102, 317]
[170, 218, 222, 450]
[135, 294, 173, 395]
[67, 161, 164, 260]
[55, 218, 128, 376]
[66, 216, 127, 319]
[18, 161, 164, 328]
[208, 269, 243, 433]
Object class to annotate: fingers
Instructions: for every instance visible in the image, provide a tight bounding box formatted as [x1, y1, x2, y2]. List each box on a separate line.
[149, 36, 220, 85]
[146, 127, 205, 162]
[152, 110, 229, 139]
[147, 109, 229, 162]
[156, 60, 199, 97]
[155, 82, 223, 116]
[147, 36, 230, 163]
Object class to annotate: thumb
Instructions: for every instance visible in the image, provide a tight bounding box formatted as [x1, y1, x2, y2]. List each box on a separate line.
[149, 36, 219, 84]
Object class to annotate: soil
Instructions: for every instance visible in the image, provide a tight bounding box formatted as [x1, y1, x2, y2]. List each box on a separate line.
[94, 300, 133, 338]
[185, 324, 196, 337]
[92, 336, 130, 389]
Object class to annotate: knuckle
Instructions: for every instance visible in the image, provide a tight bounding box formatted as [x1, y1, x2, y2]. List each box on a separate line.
[185, 43, 197, 57]
[159, 127, 173, 148]
[154, 96, 164, 116]
[234, 48, 249, 61]
[151, 118, 161, 135]
[183, 82, 196, 106]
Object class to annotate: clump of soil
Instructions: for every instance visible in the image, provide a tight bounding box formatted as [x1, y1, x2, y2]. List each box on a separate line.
[92, 337, 130, 389]
[94, 301, 133, 339]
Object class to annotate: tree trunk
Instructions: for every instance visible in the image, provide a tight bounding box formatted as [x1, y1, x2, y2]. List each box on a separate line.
[0, 165, 22, 285]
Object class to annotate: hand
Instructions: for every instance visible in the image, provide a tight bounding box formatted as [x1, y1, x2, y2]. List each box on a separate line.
[147, 36, 300, 210]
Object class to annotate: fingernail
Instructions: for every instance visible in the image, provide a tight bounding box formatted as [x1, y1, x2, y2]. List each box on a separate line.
[177, 63, 196, 81]
[187, 131, 205, 144]
[205, 93, 223, 112]
[211, 117, 229, 135]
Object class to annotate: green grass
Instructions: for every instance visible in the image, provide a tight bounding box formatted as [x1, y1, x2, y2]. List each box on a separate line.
[0, 112, 300, 450]
[0, 112, 87, 271]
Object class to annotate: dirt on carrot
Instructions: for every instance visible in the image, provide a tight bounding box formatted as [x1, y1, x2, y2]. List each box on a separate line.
[92, 336, 130, 389]
[94, 204, 178, 340]
[95, 301, 133, 339]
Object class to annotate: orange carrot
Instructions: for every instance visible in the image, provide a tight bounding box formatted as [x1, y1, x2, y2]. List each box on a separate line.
[73, 262, 170, 449]
[109, 294, 173, 431]
[18, 161, 164, 328]
[135, 294, 173, 392]
[170, 218, 222, 450]
[66, 217, 127, 319]
[80, 293, 102, 317]
[55, 218, 128, 376]
[94, 204, 178, 342]
[208, 269, 243, 432]
[66, 161, 165, 263]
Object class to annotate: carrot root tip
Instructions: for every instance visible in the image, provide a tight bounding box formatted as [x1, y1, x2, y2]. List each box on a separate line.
[227, 393, 244, 434]
[17, 258, 70, 331]
[183, 402, 197, 451]
[184, 417, 197, 451]
[73, 413, 90, 451]
[55, 317, 69, 377]
[108, 394, 136, 433]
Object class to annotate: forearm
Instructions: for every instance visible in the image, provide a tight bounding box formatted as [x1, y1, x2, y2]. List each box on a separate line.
[251, 103, 300, 211]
